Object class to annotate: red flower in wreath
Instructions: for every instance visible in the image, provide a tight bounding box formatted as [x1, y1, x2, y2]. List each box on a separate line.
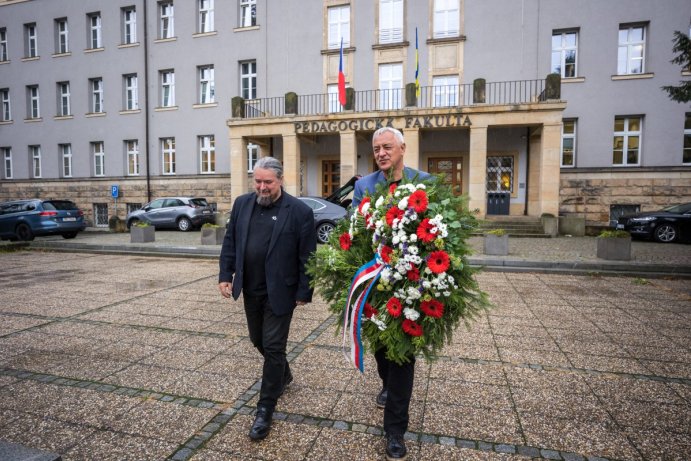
[385, 207, 404, 226]
[420, 299, 444, 318]
[402, 319, 423, 336]
[408, 190, 429, 214]
[339, 232, 352, 250]
[406, 266, 420, 281]
[363, 302, 377, 319]
[389, 183, 398, 194]
[358, 197, 371, 215]
[416, 218, 437, 243]
[386, 297, 402, 317]
[380, 245, 393, 264]
[428, 250, 450, 274]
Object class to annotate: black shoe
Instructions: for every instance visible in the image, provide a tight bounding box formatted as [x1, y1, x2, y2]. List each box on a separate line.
[376, 388, 388, 409]
[280, 369, 293, 396]
[385, 433, 407, 460]
[249, 406, 273, 440]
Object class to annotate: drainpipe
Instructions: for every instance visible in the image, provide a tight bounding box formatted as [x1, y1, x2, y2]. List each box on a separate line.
[523, 127, 530, 215]
[143, 0, 151, 202]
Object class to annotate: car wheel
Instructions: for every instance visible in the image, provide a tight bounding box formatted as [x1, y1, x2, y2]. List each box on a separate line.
[177, 217, 192, 232]
[127, 218, 139, 229]
[316, 221, 335, 244]
[653, 224, 678, 243]
[15, 223, 35, 241]
[62, 232, 78, 239]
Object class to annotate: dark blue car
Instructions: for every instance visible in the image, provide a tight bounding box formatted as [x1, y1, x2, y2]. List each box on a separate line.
[0, 199, 86, 241]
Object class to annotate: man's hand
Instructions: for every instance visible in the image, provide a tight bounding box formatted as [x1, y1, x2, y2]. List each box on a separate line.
[218, 282, 232, 299]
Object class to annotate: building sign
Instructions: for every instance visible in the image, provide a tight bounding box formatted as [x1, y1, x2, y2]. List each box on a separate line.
[294, 114, 472, 134]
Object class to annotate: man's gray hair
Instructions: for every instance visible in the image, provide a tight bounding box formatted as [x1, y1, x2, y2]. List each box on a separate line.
[372, 127, 405, 145]
[254, 156, 284, 179]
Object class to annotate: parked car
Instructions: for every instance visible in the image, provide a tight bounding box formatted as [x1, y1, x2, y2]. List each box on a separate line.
[126, 197, 215, 231]
[298, 196, 347, 244]
[0, 199, 85, 241]
[325, 175, 361, 209]
[616, 202, 691, 243]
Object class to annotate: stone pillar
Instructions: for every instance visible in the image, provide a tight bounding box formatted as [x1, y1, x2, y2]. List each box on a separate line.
[339, 131, 358, 184]
[539, 123, 561, 216]
[468, 125, 488, 216]
[527, 130, 542, 216]
[402, 128, 420, 171]
[282, 133, 300, 196]
[230, 135, 248, 206]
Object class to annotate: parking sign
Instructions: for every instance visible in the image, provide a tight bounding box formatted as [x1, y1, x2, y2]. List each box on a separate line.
[111, 185, 119, 198]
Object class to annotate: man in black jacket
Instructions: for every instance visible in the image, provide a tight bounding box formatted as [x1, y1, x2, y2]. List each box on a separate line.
[219, 156, 317, 440]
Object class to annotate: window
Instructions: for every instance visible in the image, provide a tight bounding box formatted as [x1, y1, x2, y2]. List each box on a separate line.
[240, 0, 256, 27]
[60, 143, 72, 177]
[247, 143, 258, 172]
[30, 145, 41, 178]
[433, 0, 459, 39]
[199, 0, 214, 33]
[92, 141, 105, 176]
[126, 140, 139, 175]
[1, 88, 10, 121]
[161, 137, 176, 174]
[561, 119, 576, 167]
[327, 84, 342, 113]
[159, 1, 175, 39]
[379, 0, 403, 44]
[618, 24, 646, 75]
[2, 147, 12, 179]
[24, 23, 38, 58]
[551, 30, 577, 78]
[486, 156, 514, 192]
[160, 70, 175, 106]
[199, 65, 215, 103]
[124, 74, 138, 110]
[378, 63, 402, 110]
[122, 7, 137, 44]
[55, 18, 69, 54]
[0, 28, 7, 61]
[88, 12, 102, 49]
[57, 82, 71, 116]
[328, 5, 350, 49]
[684, 114, 691, 164]
[432, 75, 459, 107]
[90, 78, 104, 113]
[27, 85, 40, 119]
[241, 61, 256, 99]
[199, 135, 215, 173]
[93, 203, 109, 227]
[613, 116, 641, 166]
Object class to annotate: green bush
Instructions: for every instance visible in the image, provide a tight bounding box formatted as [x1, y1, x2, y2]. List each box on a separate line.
[485, 228, 506, 236]
[202, 222, 220, 228]
[132, 221, 151, 228]
[598, 229, 630, 238]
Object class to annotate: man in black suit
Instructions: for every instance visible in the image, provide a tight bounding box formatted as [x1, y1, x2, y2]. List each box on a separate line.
[219, 156, 317, 440]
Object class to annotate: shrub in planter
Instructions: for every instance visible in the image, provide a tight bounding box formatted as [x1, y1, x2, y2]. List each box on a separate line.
[596, 229, 631, 261]
[484, 228, 509, 256]
[201, 223, 225, 245]
[130, 221, 155, 243]
[108, 216, 127, 233]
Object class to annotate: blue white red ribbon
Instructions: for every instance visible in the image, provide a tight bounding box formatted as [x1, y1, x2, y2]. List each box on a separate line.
[343, 256, 383, 372]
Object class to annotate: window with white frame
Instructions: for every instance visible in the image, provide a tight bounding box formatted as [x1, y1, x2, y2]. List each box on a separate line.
[199, 65, 215, 103]
[241, 61, 256, 99]
[24, 23, 37, 58]
[551, 30, 577, 78]
[379, 0, 403, 44]
[240, 0, 256, 28]
[613, 116, 642, 166]
[30, 145, 41, 178]
[126, 140, 140, 175]
[160, 70, 175, 107]
[2, 147, 11, 179]
[159, 1, 175, 39]
[247, 143, 258, 172]
[124, 74, 138, 110]
[0, 28, 7, 61]
[90, 78, 104, 113]
[683, 114, 691, 164]
[378, 63, 402, 110]
[199, 135, 215, 173]
[328, 5, 350, 49]
[1, 88, 10, 121]
[88, 12, 102, 49]
[55, 18, 69, 54]
[327, 84, 343, 113]
[161, 137, 176, 174]
[92, 141, 105, 176]
[199, 0, 214, 33]
[561, 119, 576, 167]
[60, 143, 72, 177]
[618, 24, 646, 75]
[122, 7, 137, 44]
[433, 0, 459, 39]
[27, 85, 40, 119]
[432, 75, 459, 107]
[57, 82, 71, 116]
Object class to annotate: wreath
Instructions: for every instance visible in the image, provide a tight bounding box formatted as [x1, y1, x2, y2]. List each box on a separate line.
[307, 175, 490, 368]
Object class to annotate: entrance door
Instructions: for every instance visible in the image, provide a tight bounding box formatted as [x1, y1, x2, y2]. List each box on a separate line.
[428, 157, 462, 195]
[322, 160, 340, 197]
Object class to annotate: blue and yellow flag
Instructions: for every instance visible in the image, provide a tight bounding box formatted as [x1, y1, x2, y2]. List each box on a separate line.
[415, 27, 420, 97]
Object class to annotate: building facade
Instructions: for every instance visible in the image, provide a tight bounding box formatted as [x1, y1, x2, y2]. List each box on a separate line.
[0, 0, 689, 228]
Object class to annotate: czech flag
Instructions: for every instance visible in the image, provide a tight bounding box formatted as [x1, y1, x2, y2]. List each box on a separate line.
[338, 37, 346, 107]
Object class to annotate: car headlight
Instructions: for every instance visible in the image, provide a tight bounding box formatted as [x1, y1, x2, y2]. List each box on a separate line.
[630, 216, 656, 222]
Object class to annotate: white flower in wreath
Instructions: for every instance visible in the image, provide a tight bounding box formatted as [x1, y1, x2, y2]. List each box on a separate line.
[403, 307, 420, 321]
[371, 316, 387, 331]
[409, 233, 418, 243]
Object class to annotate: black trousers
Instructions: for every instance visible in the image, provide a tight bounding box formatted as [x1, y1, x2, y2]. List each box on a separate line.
[375, 348, 415, 436]
[243, 294, 293, 411]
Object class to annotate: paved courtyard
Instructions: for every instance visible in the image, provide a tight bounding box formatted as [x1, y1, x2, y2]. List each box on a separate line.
[0, 250, 689, 460]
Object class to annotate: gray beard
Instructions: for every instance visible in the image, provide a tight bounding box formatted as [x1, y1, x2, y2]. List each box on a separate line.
[256, 194, 273, 207]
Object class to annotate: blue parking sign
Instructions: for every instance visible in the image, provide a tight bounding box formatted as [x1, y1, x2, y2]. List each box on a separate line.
[111, 185, 119, 198]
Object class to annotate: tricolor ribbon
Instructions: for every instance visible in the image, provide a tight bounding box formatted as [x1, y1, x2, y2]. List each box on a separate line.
[342, 256, 383, 372]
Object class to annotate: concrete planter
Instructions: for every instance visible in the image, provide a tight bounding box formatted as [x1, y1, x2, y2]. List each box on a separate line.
[130, 225, 155, 243]
[201, 226, 225, 245]
[484, 234, 509, 256]
[541, 215, 558, 237]
[559, 215, 586, 236]
[596, 236, 631, 261]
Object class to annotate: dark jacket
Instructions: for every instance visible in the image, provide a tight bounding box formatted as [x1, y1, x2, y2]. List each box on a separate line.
[219, 190, 317, 316]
